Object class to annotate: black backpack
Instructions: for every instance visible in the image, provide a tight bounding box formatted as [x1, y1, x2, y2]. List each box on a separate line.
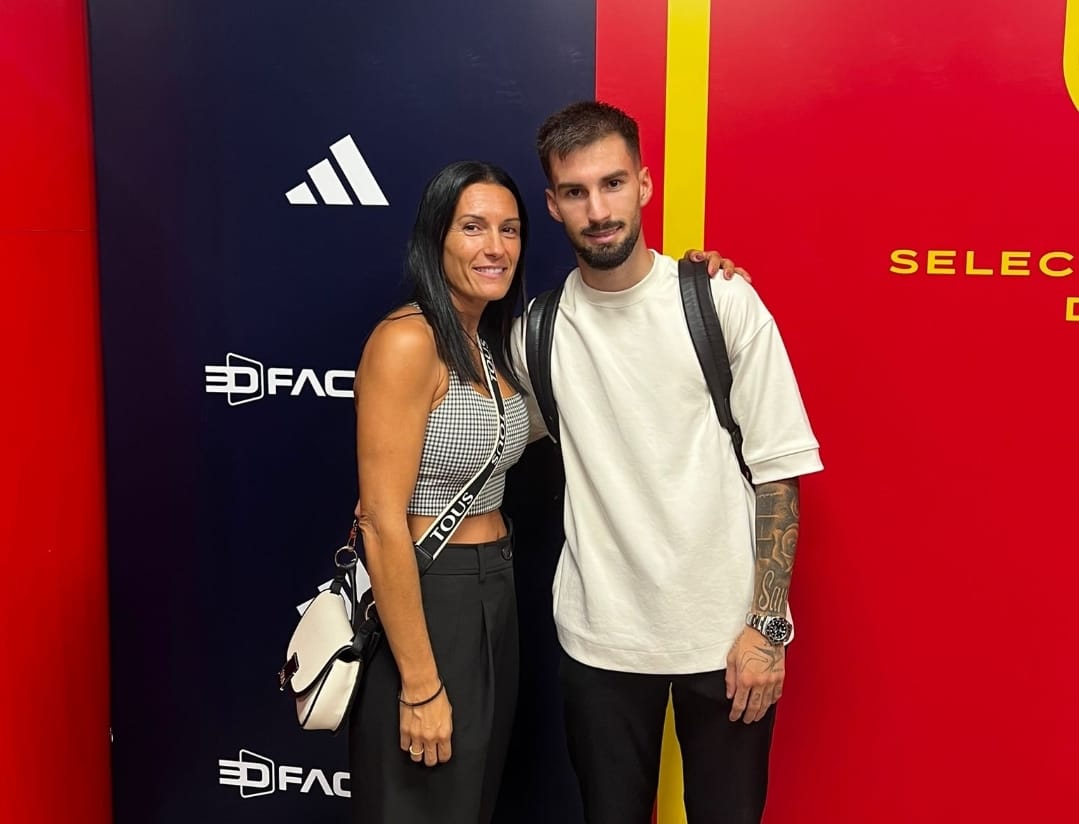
[524, 259, 752, 484]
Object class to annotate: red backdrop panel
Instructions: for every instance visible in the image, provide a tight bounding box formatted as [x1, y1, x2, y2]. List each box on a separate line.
[705, 1, 1078, 821]
[596, 0, 668, 250]
[0, 1, 111, 820]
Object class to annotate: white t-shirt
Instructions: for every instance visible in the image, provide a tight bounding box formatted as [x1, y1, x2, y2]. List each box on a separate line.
[511, 252, 822, 674]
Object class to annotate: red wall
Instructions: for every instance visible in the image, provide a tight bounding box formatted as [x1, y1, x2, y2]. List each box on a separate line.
[712, 1, 1077, 821]
[0, 1, 111, 820]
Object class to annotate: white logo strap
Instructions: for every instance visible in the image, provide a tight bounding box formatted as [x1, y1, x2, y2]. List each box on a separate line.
[413, 337, 507, 566]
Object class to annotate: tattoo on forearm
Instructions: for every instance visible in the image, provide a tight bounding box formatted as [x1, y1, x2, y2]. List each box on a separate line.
[754, 480, 800, 616]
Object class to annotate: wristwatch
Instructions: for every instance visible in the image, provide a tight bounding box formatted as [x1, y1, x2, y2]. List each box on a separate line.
[746, 613, 793, 646]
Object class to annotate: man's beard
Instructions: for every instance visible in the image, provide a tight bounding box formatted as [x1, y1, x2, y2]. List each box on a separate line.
[571, 216, 641, 270]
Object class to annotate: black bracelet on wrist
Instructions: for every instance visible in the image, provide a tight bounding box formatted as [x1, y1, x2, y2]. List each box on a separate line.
[399, 678, 445, 708]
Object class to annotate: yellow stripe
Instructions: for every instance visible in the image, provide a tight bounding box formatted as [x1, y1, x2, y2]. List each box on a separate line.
[658, 5, 711, 819]
[1066, 0, 1079, 111]
[655, 696, 687, 824]
[662, 0, 711, 257]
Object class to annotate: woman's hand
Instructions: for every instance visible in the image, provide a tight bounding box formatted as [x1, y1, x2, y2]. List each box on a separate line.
[682, 249, 753, 283]
[400, 686, 453, 767]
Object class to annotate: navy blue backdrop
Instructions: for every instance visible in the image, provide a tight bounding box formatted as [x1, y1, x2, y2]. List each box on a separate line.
[89, 2, 590, 820]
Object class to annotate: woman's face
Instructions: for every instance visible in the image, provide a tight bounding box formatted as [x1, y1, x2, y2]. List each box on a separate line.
[442, 182, 521, 312]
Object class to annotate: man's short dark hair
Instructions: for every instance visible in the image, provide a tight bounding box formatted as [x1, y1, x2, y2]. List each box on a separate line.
[536, 100, 641, 182]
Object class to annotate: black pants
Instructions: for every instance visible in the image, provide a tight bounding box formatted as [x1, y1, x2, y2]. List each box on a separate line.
[349, 534, 518, 824]
[560, 652, 775, 824]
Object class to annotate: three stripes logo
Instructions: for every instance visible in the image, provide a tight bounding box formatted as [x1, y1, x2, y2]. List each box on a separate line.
[285, 135, 389, 206]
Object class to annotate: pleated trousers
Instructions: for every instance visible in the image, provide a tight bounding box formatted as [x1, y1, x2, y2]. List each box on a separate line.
[349, 532, 518, 824]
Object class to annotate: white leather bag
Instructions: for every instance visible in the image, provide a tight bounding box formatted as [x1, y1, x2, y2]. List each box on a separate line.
[279, 543, 380, 733]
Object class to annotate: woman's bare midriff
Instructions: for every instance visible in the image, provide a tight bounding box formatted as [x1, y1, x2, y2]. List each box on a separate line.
[406, 509, 507, 545]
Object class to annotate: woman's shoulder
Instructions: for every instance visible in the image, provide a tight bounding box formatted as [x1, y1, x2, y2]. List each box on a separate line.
[378, 302, 429, 329]
[361, 305, 441, 375]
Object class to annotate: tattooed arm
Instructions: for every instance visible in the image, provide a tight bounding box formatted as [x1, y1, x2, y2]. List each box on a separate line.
[726, 478, 800, 724]
[753, 479, 799, 617]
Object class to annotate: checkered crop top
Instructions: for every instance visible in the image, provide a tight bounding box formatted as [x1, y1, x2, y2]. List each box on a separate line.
[406, 366, 530, 516]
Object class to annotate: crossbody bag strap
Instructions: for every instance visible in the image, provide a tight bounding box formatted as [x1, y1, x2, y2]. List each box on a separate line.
[524, 284, 563, 444]
[412, 336, 507, 572]
[678, 259, 753, 485]
[329, 528, 364, 630]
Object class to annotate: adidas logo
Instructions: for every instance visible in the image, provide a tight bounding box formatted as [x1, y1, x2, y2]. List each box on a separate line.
[285, 135, 389, 206]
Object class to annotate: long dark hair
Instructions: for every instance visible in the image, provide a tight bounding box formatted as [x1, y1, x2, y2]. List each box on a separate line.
[405, 160, 529, 394]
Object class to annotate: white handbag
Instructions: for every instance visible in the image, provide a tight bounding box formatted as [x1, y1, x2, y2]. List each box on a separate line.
[278, 538, 379, 732]
[291, 594, 362, 730]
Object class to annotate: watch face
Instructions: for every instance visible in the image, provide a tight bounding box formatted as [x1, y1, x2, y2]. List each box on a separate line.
[763, 617, 792, 644]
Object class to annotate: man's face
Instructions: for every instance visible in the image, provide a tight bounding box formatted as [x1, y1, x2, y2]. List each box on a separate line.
[544, 133, 652, 270]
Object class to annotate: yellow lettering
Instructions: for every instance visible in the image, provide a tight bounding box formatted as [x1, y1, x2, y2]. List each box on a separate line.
[926, 250, 957, 275]
[892, 248, 1075, 285]
[1068, 297, 1079, 321]
[1039, 252, 1074, 277]
[890, 249, 918, 275]
[1000, 251, 1031, 276]
[964, 250, 993, 276]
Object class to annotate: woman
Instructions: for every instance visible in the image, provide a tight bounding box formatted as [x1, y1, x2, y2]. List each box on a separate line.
[350, 160, 531, 824]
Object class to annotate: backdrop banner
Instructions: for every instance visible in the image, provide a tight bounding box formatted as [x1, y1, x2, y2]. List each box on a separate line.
[89, 2, 587, 821]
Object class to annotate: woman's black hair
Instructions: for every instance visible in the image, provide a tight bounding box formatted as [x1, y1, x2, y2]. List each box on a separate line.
[405, 160, 529, 395]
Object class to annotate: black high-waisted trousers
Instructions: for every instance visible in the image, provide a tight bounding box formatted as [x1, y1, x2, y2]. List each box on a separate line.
[349, 531, 518, 824]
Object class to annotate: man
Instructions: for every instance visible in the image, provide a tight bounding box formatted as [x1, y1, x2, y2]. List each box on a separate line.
[511, 101, 823, 823]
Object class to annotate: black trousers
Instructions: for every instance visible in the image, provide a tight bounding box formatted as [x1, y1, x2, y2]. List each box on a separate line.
[349, 533, 518, 824]
[560, 652, 776, 824]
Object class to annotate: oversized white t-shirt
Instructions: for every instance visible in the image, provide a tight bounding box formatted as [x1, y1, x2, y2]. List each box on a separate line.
[511, 252, 822, 674]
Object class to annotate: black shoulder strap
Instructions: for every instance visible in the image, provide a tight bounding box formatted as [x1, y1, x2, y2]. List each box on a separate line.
[524, 284, 564, 444]
[678, 259, 753, 484]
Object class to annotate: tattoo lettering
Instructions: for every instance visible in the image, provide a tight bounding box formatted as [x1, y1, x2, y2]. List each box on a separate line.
[758, 570, 789, 613]
[753, 480, 800, 617]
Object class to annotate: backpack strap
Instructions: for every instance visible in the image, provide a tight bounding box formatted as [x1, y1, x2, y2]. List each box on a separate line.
[678, 259, 753, 484]
[524, 283, 564, 444]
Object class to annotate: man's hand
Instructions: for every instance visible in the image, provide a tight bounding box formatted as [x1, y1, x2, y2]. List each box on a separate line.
[725, 628, 785, 724]
[682, 249, 753, 283]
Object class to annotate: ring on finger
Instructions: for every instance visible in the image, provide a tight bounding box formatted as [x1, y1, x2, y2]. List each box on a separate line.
[408, 745, 423, 756]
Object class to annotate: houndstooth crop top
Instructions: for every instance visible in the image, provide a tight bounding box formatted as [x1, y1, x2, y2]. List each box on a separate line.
[407, 363, 530, 517]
